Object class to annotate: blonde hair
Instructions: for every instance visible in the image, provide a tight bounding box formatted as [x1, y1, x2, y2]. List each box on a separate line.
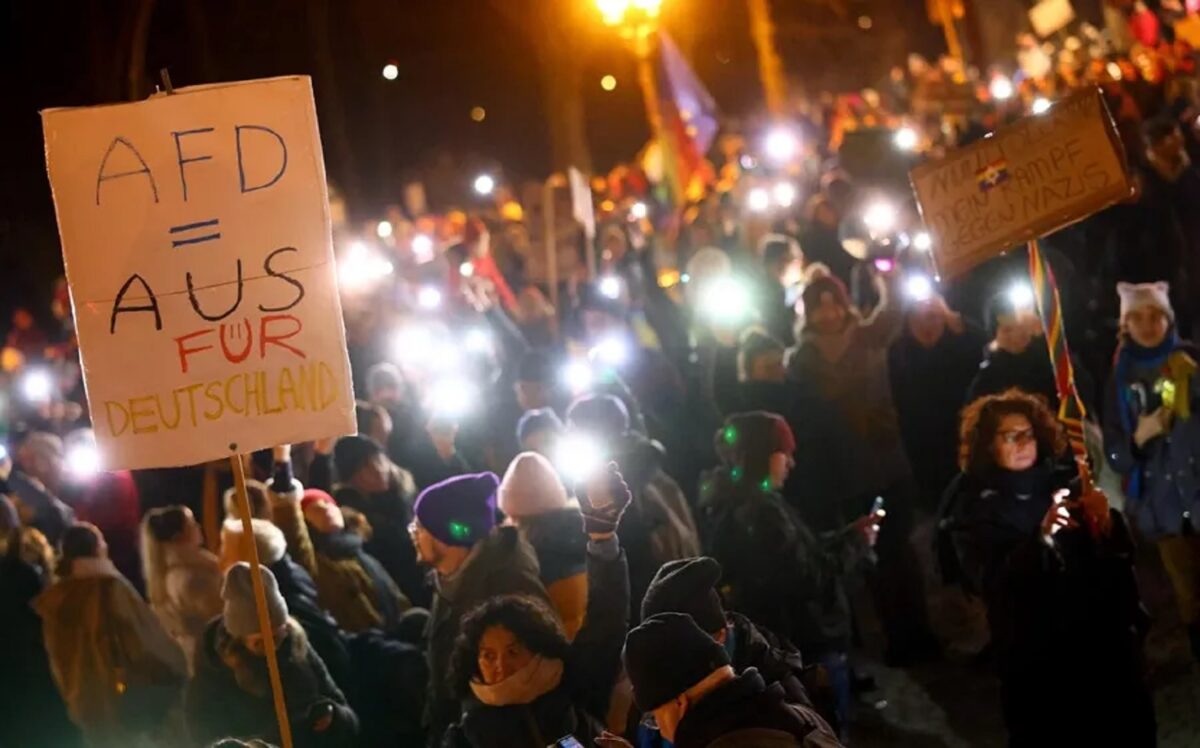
[140, 506, 193, 606]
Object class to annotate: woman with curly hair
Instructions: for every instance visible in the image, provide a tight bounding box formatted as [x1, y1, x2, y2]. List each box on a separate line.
[940, 389, 1155, 746]
[441, 474, 630, 748]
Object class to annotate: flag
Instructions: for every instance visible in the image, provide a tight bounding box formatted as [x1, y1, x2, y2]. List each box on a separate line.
[976, 158, 1010, 192]
[1027, 240, 1092, 487]
[655, 31, 718, 206]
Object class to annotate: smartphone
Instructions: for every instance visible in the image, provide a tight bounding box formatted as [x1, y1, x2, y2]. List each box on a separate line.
[871, 496, 886, 515]
[555, 738, 585, 748]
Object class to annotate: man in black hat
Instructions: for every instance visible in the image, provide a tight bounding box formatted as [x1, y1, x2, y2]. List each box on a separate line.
[623, 613, 839, 748]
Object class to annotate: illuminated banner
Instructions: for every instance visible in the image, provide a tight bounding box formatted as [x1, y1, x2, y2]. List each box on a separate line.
[910, 87, 1132, 278]
[43, 76, 355, 470]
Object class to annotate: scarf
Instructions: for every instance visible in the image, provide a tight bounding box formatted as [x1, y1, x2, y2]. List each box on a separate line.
[1113, 330, 1195, 498]
[311, 528, 364, 560]
[968, 462, 1058, 538]
[468, 655, 564, 707]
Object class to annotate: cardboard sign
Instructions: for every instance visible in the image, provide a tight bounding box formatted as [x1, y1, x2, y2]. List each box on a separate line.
[910, 87, 1132, 279]
[43, 76, 355, 470]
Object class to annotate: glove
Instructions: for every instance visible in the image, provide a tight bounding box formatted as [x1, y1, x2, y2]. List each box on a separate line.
[577, 462, 631, 537]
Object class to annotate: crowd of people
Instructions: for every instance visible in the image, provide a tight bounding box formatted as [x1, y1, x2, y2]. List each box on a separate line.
[7, 5, 1200, 747]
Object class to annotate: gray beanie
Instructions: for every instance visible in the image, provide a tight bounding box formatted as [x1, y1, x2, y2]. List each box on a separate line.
[222, 562, 288, 638]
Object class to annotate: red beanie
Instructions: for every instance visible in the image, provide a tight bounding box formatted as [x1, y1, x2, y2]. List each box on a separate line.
[301, 488, 337, 513]
[715, 411, 796, 473]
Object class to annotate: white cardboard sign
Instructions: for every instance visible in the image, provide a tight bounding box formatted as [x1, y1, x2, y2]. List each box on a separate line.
[42, 76, 355, 470]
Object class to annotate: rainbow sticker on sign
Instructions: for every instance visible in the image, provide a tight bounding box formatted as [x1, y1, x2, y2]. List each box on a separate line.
[976, 158, 1010, 192]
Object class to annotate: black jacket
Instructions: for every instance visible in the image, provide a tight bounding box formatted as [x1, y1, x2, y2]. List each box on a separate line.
[442, 541, 629, 748]
[942, 464, 1155, 745]
[335, 472, 431, 609]
[966, 343, 1059, 408]
[268, 553, 352, 692]
[185, 619, 359, 748]
[726, 612, 813, 710]
[672, 669, 838, 748]
[699, 471, 855, 657]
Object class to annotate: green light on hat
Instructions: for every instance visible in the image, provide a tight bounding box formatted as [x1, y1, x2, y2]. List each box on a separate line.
[722, 426, 738, 445]
[731, 466, 743, 482]
[448, 520, 471, 542]
[759, 477, 771, 492]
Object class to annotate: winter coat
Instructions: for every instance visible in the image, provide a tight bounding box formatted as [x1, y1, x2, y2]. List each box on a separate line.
[888, 322, 988, 499]
[943, 463, 1155, 745]
[0, 538, 82, 748]
[185, 618, 359, 748]
[699, 470, 856, 658]
[966, 342, 1059, 408]
[672, 669, 839, 748]
[334, 464, 431, 608]
[442, 538, 629, 748]
[310, 528, 410, 634]
[34, 557, 188, 746]
[8, 469, 73, 545]
[427, 526, 550, 744]
[785, 304, 912, 495]
[1103, 337, 1200, 539]
[725, 612, 814, 711]
[610, 432, 702, 620]
[515, 508, 589, 640]
[149, 543, 223, 671]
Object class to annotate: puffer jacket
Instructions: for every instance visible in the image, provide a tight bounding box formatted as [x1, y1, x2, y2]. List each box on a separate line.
[149, 543, 223, 672]
[515, 508, 589, 640]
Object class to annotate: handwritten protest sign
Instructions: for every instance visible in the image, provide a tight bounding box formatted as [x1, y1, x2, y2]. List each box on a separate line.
[43, 76, 355, 470]
[910, 87, 1132, 278]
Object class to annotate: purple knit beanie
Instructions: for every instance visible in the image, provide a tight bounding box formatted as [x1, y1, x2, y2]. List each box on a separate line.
[413, 472, 500, 548]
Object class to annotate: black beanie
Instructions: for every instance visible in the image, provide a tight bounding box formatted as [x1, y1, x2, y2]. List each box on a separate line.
[623, 612, 732, 712]
[334, 435, 384, 482]
[641, 557, 727, 634]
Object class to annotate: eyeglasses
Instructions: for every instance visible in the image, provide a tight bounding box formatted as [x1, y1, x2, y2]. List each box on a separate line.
[998, 428, 1036, 446]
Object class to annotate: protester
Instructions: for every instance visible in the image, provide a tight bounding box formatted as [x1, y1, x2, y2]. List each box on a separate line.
[35, 522, 188, 747]
[622, 613, 839, 748]
[412, 471, 551, 743]
[498, 451, 589, 638]
[943, 390, 1155, 745]
[515, 407, 564, 457]
[965, 291, 1058, 406]
[141, 505, 224, 671]
[442, 467, 631, 747]
[1103, 282, 1200, 661]
[8, 431, 74, 545]
[301, 488, 410, 634]
[185, 563, 359, 747]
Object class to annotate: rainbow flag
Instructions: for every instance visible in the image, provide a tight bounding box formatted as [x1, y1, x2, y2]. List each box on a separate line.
[655, 31, 718, 206]
[1028, 240, 1092, 487]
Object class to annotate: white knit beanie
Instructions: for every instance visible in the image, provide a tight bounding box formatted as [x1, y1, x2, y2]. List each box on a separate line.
[498, 452, 573, 518]
[1117, 281, 1174, 322]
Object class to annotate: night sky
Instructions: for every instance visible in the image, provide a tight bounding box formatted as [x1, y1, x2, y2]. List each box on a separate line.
[0, 0, 939, 315]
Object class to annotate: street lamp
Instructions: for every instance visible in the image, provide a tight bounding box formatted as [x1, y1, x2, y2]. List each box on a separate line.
[594, 0, 665, 143]
[381, 62, 399, 81]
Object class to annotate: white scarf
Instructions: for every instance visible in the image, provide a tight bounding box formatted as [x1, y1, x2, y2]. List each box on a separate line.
[469, 656, 565, 707]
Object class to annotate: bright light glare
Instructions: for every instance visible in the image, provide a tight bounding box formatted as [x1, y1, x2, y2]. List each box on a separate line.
[862, 201, 898, 235]
[21, 370, 52, 403]
[589, 336, 629, 367]
[429, 341, 464, 372]
[764, 128, 799, 163]
[747, 187, 771, 213]
[67, 444, 101, 478]
[417, 286, 443, 310]
[376, 220, 393, 239]
[599, 275, 622, 300]
[630, 201, 648, 220]
[382, 63, 399, 81]
[412, 234, 435, 264]
[990, 76, 1014, 101]
[894, 126, 919, 151]
[1106, 62, 1123, 81]
[473, 174, 495, 196]
[428, 378, 478, 420]
[701, 277, 751, 324]
[459, 261, 475, 277]
[392, 326, 434, 362]
[1008, 283, 1035, 309]
[601, 74, 617, 91]
[904, 274, 934, 303]
[562, 360, 594, 394]
[338, 241, 394, 290]
[1031, 97, 1052, 115]
[873, 257, 895, 273]
[773, 182, 797, 208]
[464, 328, 492, 354]
[555, 432, 605, 484]
[912, 231, 933, 252]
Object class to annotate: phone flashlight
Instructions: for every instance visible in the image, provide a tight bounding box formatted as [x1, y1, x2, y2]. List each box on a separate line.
[554, 433, 605, 485]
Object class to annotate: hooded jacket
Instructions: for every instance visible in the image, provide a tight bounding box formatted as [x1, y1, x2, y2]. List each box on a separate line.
[427, 526, 550, 745]
[185, 618, 358, 747]
[672, 669, 839, 748]
[34, 557, 188, 744]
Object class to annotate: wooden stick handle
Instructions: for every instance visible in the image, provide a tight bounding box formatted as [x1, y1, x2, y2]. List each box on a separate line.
[230, 453, 294, 748]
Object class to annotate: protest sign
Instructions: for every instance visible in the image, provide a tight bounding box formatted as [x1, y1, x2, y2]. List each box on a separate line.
[43, 76, 355, 470]
[910, 87, 1132, 278]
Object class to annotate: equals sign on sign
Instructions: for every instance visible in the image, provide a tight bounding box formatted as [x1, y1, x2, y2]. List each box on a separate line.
[170, 218, 221, 248]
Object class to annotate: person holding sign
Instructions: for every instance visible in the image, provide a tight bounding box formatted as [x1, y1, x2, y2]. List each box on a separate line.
[1103, 282, 1200, 663]
[943, 390, 1154, 746]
